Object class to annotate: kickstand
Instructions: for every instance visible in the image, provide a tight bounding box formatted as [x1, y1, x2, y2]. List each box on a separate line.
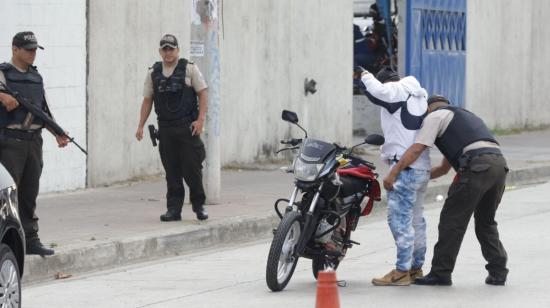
[337, 280, 347, 287]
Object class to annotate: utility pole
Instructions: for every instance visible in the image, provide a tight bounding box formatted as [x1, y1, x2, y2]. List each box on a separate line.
[190, 0, 221, 204]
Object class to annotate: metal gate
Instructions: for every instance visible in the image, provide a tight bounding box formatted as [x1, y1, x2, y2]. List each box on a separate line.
[406, 0, 466, 107]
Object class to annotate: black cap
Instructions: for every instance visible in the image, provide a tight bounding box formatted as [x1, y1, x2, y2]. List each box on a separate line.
[160, 34, 178, 48]
[375, 66, 400, 83]
[12, 31, 44, 50]
[427, 94, 450, 105]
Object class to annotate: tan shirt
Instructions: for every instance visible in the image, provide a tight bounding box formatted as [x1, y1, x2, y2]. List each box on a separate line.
[142, 60, 207, 99]
[415, 109, 499, 154]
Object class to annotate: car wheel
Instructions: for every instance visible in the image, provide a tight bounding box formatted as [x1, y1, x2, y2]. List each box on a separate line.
[0, 243, 21, 308]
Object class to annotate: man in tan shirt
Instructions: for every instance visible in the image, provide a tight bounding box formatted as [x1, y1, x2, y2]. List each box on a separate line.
[384, 95, 509, 286]
[135, 34, 209, 221]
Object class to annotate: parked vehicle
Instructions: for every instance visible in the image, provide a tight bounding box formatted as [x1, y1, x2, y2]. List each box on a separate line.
[265, 110, 384, 291]
[0, 162, 24, 307]
[354, 1, 399, 94]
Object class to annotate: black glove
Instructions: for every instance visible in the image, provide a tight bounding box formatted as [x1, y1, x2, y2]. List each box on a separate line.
[353, 66, 368, 79]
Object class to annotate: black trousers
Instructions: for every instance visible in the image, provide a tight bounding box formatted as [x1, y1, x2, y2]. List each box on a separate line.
[0, 133, 43, 244]
[431, 153, 509, 280]
[158, 124, 206, 214]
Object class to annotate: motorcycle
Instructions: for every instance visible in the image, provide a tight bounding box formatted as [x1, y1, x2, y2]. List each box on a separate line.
[265, 110, 384, 292]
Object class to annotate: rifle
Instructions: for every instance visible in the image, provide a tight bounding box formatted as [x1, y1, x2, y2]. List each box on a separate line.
[0, 81, 87, 155]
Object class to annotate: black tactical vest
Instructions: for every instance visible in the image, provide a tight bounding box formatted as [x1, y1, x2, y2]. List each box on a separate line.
[434, 105, 498, 171]
[0, 62, 46, 128]
[151, 58, 198, 122]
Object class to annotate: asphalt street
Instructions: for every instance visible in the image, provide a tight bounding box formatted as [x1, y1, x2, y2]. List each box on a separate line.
[24, 181, 550, 308]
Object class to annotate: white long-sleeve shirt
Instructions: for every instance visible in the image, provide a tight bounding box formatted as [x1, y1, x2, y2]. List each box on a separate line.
[361, 73, 431, 170]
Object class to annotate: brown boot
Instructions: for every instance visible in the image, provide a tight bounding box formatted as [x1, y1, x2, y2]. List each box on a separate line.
[372, 269, 411, 286]
[409, 268, 424, 280]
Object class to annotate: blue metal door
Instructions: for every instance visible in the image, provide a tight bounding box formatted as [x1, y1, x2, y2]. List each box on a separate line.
[406, 0, 466, 107]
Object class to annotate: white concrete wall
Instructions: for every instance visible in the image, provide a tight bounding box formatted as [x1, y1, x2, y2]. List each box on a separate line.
[219, 0, 353, 165]
[88, 0, 353, 185]
[87, 0, 192, 186]
[353, 96, 382, 136]
[466, 0, 550, 129]
[0, 0, 87, 192]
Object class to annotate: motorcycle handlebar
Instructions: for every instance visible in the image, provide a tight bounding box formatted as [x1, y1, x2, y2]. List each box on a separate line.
[280, 138, 302, 146]
[276, 146, 299, 154]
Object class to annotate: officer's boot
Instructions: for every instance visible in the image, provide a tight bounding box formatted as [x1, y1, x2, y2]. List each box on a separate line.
[160, 206, 182, 222]
[26, 240, 55, 256]
[193, 204, 208, 221]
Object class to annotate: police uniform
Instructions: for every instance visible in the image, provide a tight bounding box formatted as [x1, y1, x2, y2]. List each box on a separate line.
[0, 32, 55, 256]
[415, 103, 509, 284]
[143, 56, 208, 221]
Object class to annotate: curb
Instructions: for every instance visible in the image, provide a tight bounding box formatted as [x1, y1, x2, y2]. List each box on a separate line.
[23, 214, 279, 284]
[22, 165, 550, 284]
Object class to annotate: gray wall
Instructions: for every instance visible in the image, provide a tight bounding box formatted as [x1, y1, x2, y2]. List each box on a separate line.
[87, 0, 192, 186]
[87, 0, 353, 186]
[353, 96, 382, 136]
[220, 0, 353, 165]
[466, 0, 550, 129]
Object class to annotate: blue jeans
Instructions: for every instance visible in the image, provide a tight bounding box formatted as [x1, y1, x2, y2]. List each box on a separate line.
[387, 167, 430, 272]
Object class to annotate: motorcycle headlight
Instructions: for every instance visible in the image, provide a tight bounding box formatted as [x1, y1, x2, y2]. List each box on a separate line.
[294, 158, 324, 182]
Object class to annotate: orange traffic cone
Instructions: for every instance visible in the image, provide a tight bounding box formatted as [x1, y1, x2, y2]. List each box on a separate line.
[315, 269, 340, 308]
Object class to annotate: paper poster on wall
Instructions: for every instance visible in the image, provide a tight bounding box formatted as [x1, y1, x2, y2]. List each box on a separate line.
[192, 0, 218, 26]
[190, 40, 205, 57]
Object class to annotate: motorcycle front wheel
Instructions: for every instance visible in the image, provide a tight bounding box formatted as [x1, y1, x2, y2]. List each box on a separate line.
[312, 256, 340, 280]
[266, 211, 302, 291]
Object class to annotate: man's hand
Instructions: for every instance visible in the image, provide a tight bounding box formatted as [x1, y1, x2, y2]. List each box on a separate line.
[135, 126, 144, 141]
[430, 158, 452, 179]
[383, 143, 428, 190]
[383, 173, 397, 191]
[56, 134, 70, 148]
[190, 118, 205, 136]
[353, 66, 369, 80]
[0, 93, 19, 111]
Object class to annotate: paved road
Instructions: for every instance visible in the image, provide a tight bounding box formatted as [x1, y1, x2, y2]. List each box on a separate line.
[24, 182, 550, 308]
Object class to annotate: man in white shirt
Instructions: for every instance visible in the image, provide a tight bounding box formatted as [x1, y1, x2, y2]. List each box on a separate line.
[356, 66, 430, 286]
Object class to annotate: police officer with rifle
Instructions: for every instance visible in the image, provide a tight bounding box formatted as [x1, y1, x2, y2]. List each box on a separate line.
[0, 31, 78, 256]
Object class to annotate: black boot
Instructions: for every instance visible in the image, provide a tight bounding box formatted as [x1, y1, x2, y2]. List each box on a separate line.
[193, 205, 208, 221]
[160, 211, 182, 222]
[27, 241, 55, 256]
[485, 275, 506, 286]
[414, 272, 452, 286]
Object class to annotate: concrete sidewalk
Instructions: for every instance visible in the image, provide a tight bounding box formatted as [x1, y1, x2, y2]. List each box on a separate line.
[23, 129, 550, 284]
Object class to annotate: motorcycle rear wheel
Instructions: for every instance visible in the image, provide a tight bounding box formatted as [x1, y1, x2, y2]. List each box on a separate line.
[266, 211, 302, 291]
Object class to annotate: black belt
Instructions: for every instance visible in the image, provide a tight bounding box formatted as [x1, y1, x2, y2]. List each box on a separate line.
[158, 116, 195, 128]
[389, 157, 412, 171]
[0, 128, 42, 140]
[458, 147, 502, 169]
